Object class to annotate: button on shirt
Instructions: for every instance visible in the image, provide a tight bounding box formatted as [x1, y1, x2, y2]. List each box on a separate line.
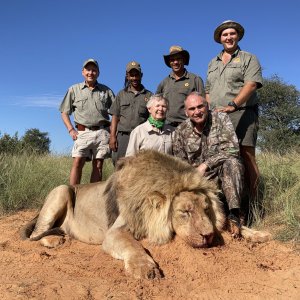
[126, 121, 175, 156]
[59, 81, 115, 126]
[156, 70, 205, 123]
[205, 47, 263, 108]
[109, 85, 152, 132]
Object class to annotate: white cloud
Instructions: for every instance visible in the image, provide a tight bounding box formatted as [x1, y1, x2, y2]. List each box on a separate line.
[11, 94, 62, 108]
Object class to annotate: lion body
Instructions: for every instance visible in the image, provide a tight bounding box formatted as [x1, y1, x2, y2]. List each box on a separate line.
[21, 150, 270, 279]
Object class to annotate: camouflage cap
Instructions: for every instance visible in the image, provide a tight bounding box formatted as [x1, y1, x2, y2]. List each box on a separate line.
[82, 58, 99, 71]
[126, 61, 142, 73]
[163, 45, 190, 68]
[214, 20, 245, 43]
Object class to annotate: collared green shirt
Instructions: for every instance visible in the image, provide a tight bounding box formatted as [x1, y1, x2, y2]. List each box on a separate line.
[109, 85, 152, 132]
[205, 47, 263, 108]
[59, 81, 115, 126]
[156, 70, 205, 123]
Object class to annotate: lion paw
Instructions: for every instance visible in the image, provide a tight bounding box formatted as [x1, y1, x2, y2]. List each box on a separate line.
[125, 256, 162, 279]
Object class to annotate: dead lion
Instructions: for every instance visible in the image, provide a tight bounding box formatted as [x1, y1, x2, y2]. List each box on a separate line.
[20, 150, 270, 279]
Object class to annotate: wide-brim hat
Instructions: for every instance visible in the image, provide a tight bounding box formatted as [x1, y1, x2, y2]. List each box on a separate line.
[214, 20, 245, 43]
[83, 58, 99, 71]
[163, 45, 190, 68]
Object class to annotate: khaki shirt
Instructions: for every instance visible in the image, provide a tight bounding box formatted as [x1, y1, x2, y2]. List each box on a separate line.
[205, 47, 263, 108]
[125, 120, 174, 156]
[156, 70, 205, 123]
[109, 85, 152, 132]
[173, 111, 240, 170]
[59, 81, 115, 126]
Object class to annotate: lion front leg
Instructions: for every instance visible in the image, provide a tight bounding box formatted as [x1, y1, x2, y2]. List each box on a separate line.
[102, 216, 162, 279]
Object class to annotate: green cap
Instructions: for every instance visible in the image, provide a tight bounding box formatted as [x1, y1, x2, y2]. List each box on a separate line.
[126, 61, 141, 73]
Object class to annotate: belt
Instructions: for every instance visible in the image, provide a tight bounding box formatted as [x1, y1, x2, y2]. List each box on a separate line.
[76, 121, 109, 131]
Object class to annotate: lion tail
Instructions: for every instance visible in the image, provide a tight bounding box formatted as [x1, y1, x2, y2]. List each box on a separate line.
[240, 226, 272, 243]
[20, 215, 65, 241]
[20, 215, 39, 240]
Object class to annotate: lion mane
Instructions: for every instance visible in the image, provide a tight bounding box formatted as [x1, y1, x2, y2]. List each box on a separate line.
[107, 150, 225, 244]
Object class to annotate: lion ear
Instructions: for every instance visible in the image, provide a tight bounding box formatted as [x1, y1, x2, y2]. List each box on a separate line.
[147, 191, 167, 209]
[115, 156, 134, 171]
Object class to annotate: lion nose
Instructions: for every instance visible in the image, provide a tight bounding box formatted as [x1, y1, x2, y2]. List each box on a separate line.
[202, 232, 214, 245]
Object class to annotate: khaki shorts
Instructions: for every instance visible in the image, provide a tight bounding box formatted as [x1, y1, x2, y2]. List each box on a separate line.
[229, 109, 259, 147]
[72, 128, 111, 160]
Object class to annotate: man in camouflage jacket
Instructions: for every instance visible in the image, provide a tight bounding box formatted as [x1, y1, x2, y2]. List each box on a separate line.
[173, 92, 244, 237]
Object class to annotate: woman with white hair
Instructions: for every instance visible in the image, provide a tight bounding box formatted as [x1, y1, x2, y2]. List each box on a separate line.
[125, 94, 175, 156]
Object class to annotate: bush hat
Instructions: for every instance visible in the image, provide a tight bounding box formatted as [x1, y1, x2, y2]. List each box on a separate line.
[83, 59, 99, 71]
[214, 20, 245, 43]
[126, 61, 142, 73]
[163, 45, 190, 68]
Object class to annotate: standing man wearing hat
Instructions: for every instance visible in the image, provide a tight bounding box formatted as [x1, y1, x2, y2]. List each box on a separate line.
[205, 20, 263, 207]
[60, 58, 115, 185]
[109, 61, 152, 164]
[156, 45, 205, 127]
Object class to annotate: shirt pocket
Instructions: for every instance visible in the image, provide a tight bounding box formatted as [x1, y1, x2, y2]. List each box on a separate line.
[120, 99, 131, 117]
[226, 64, 243, 83]
[74, 97, 88, 110]
[207, 66, 218, 86]
[95, 91, 108, 112]
[138, 100, 148, 119]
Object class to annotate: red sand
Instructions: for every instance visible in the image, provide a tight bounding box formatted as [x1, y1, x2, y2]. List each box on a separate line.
[0, 210, 299, 299]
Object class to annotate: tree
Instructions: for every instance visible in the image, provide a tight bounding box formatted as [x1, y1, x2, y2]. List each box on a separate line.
[21, 128, 51, 154]
[258, 75, 300, 153]
[0, 132, 21, 154]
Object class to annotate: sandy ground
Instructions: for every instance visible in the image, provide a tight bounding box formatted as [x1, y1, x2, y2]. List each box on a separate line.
[0, 210, 299, 300]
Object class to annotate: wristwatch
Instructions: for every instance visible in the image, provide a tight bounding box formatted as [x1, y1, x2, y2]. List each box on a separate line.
[228, 101, 238, 111]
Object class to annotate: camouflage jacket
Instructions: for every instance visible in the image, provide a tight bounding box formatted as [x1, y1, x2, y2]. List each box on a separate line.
[173, 111, 240, 170]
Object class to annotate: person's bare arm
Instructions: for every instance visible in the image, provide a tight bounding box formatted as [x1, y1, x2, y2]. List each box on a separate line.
[61, 112, 77, 140]
[216, 82, 257, 113]
[109, 115, 119, 151]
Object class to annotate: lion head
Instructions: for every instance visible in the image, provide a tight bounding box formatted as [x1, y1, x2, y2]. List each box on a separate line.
[113, 150, 226, 247]
[171, 191, 224, 248]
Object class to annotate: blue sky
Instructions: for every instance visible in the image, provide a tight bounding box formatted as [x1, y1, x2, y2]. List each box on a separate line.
[1, 0, 299, 154]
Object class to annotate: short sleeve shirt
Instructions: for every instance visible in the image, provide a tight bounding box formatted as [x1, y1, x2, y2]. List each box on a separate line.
[59, 81, 115, 126]
[156, 70, 205, 123]
[125, 120, 175, 156]
[205, 48, 263, 108]
[109, 85, 152, 132]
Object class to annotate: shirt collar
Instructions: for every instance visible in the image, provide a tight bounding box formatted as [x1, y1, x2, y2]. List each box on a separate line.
[169, 69, 189, 80]
[216, 46, 241, 61]
[127, 84, 145, 94]
[81, 81, 101, 90]
[186, 111, 212, 135]
[146, 120, 171, 133]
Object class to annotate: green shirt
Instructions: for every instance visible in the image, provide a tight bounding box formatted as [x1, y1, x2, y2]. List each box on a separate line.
[59, 81, 115, 126]
[205, 47, 263, 108]
[156, 70, 205, 123]
[109, 85, 152, 132]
